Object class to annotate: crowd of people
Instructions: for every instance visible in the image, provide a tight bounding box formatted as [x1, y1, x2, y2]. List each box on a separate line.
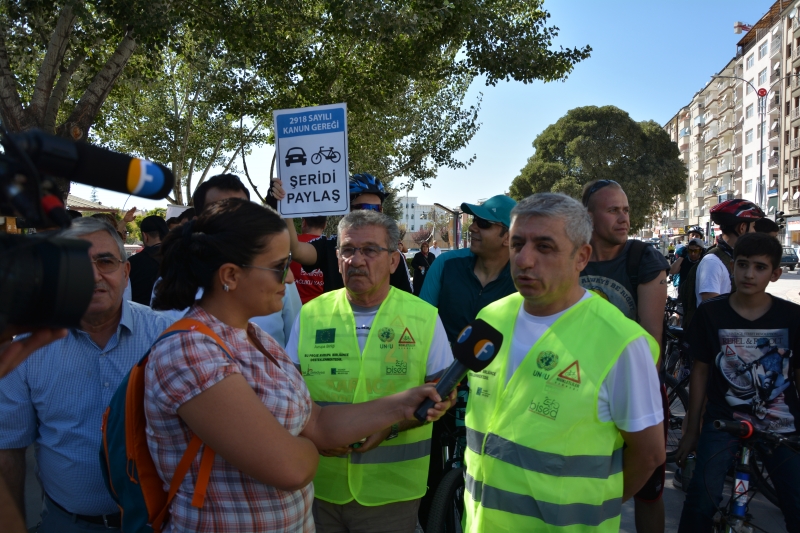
[0, 172, 797, 533]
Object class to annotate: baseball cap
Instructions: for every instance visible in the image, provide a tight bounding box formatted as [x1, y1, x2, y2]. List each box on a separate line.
[461, 195, 517, 227]
[140, 215, 169, 238]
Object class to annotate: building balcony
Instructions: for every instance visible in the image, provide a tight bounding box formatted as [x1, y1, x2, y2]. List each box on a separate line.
[772, 38, 782, 57]
[768, 156, 780, 169]
[792, 168, 800, 181]
[793, 107, 800, 120]
[794, 17, 800, 30]
[734, 121, 743, 132]
[769, 98, 781, 113]
[769, 130, 780, 141]
[717, 141, 731, 154]
[679, 142, 689, 152]
[734, 169, 743, 179]
[793, 138, 800, 151]
[703, 150, 717, 161]
[771, 71, 782, 84]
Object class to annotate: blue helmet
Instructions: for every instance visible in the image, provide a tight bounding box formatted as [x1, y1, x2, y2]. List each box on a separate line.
[349, 173, 388, 201]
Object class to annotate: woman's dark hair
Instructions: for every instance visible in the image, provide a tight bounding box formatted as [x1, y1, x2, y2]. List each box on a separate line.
[153, 198, 287, 311]
[733, 232, 782, 270]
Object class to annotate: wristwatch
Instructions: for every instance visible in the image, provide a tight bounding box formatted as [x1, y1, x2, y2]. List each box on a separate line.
[386, 423, 399, 441]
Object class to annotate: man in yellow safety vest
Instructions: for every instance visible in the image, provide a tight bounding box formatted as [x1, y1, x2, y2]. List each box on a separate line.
[464, 193, 666, 532]
[286, 209, 453, 533]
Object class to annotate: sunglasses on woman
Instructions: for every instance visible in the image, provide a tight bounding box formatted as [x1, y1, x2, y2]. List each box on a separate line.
[241, 252, 293, 283]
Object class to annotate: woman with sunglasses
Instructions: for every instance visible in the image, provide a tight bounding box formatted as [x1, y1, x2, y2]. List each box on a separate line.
[147, 198, 451, 532]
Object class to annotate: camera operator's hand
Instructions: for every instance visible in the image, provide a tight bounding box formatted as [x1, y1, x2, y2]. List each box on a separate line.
[270, 179, 286, 201]
[0, 327, 67, 378]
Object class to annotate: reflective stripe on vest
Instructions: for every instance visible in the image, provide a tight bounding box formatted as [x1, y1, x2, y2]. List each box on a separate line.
[297, 288, 438, 505]
[464, 293, 659, 532]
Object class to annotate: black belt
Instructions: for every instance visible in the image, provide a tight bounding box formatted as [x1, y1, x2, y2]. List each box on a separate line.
[46, 494, 121, 528]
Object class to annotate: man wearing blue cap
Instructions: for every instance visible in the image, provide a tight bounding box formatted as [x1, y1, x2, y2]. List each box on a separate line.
[418, 194, 518, 527]
[419, 194, 517, 342]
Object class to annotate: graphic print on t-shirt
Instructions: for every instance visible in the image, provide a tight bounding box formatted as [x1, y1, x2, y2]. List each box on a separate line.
[716, 328, 794, 432]
[579, 275, 636, 320]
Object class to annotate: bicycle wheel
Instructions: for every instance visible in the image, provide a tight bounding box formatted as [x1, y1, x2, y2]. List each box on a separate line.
[426, 466, 465, 533]
[664, 339, 681, 378]
[311, 153, 322, 164]
[331, 151, 341, 163]
[751, 446, 779, 507]
[715, 353, 755, 392]
[665, 374, 689, 463]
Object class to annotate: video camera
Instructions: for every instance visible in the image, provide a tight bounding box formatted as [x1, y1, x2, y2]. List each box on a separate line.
[0, 128, 174, 334]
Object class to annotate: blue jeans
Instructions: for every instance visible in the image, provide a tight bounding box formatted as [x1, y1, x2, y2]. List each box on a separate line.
[677, 421, 800, 533]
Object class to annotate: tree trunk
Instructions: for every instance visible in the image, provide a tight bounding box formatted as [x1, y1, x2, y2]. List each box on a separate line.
[0, 27, 27, 131]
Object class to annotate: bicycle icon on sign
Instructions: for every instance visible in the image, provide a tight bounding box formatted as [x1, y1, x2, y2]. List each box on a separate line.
[311, 146, 341, 165]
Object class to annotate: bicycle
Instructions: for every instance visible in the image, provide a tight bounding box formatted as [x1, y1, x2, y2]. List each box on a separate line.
[426, 390, 467, 533]
[709, 419, 798, 532]
[310, 146, 341, 164]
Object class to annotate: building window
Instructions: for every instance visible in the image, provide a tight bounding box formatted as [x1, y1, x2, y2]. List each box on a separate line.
[747, 54, 755, 69]
[746, 104, 754, 119]
[745, 179, 753, 193]
[745, 154, 753, 168]
[758, 68, 767, 85]
[746, 129, 753, 143]
[411, 225, 415, 230]
[746, 80, 754, 94]
[759, 41, 769, 59]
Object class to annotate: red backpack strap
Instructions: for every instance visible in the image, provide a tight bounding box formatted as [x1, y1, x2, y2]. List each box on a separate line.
[163, 318, 235, 361]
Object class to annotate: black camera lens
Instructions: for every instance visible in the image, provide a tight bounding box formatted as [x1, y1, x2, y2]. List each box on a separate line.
[0, 234, 94, 332]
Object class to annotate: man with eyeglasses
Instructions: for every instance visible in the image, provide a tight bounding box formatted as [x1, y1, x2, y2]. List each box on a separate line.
[269, 173, 413, 294]
[579, 179, 669, 533]
[0, 217, 171, 533]
[670, 238, 706, 303]
[285, 210, 453, 533]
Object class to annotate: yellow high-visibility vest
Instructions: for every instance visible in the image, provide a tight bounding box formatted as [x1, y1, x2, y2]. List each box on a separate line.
[465, 293, 658, 532]
[297, 287, 438, 505]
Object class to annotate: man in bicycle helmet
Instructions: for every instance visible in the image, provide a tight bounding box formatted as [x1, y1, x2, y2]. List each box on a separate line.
[695, 199, 764, 304]
[268, 173, 413, 294]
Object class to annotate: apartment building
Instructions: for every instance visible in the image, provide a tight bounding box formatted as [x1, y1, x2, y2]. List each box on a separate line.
[662, 0, 800, 246]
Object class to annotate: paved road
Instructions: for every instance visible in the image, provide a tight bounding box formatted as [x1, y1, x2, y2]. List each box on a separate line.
[767, 266, 800, 304]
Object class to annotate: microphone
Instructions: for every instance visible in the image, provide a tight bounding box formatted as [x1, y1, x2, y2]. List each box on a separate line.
[413, 319, 503, 422]
[11, 130, 174, 200]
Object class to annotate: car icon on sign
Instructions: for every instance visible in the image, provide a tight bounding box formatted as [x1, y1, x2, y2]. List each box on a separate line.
[285, 147, 307, 166]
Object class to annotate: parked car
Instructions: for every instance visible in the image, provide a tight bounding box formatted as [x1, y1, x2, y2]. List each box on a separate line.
[781, 247, 799, 271]
[404, 248, 420, 260]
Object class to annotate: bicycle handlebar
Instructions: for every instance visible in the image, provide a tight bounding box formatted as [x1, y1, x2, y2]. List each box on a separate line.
[714, 419, 800, 449]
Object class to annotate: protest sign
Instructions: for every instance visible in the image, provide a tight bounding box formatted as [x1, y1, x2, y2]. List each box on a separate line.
[274, 103, 349, 217]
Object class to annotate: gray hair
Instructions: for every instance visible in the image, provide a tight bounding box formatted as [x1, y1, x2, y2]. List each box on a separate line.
[511, 193, 593, 249]
[338, 210, 400, 251]
[61, 217, 127, 261]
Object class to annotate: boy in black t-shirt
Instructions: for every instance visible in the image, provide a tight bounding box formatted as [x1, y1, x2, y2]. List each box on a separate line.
[676, 233, 800, 533]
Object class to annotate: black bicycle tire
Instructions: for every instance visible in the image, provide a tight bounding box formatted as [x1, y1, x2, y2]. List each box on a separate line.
[331, 151, 341, 162]
[665, 374, 689, 462]
[750, 446, 779, 507]
[311, 153, 322, 164]
[427, 466, 466, 533]
[664, 340, 681, 378]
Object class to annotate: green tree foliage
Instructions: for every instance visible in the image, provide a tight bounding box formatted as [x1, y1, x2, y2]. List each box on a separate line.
[509, 106, 687, 231]
[1, 0, 590, 201]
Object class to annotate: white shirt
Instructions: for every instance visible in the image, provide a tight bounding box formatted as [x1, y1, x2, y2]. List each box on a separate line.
[286, 303, 453, 381]
[429, 246, 442, 257]
[506, 291, 663, 433]
[696, 252, 730, 302]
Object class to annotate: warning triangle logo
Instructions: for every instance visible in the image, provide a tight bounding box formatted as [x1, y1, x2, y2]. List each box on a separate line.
[391, 317, 404, 328]
[725, 346, 736, 356]
[734, 480, 747, 494]
[398, 327, 416, 345]
[558, 361, 581, 383]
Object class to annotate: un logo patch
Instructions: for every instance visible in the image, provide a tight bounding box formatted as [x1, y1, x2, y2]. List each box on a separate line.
[536, 351, 558, 371]
[379, 327, 395, 343]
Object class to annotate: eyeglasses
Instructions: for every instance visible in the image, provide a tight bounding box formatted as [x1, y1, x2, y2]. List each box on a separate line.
[473, 216, 504, 230]
[241, 252, 292, 283]
[91, 256, 124, 274]
[583, 180, 619, 206]
[687, 248, 702, 254]
[351, 203, 383, 212]
[337, 245, 392, 259]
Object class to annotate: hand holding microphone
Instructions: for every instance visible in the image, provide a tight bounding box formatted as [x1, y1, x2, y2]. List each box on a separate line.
[413, 319, 503, 422]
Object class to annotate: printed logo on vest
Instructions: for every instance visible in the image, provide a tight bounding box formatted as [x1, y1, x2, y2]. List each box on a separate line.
[315, 328, 336, 345]
[379, 327, 395, 343]
[397, 328, 417, 346]
[331, 368, 350, 375]
[536, 351, 559, 371]
[528, 396, 560, 420]
[303, 366, 325, 376]
[475, 387, 490, 397]
[386, 360, 408, 375]
[554, 361, 581, 390]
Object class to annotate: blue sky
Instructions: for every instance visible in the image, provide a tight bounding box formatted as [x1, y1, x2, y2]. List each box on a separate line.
[75, 0, 775, 212]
